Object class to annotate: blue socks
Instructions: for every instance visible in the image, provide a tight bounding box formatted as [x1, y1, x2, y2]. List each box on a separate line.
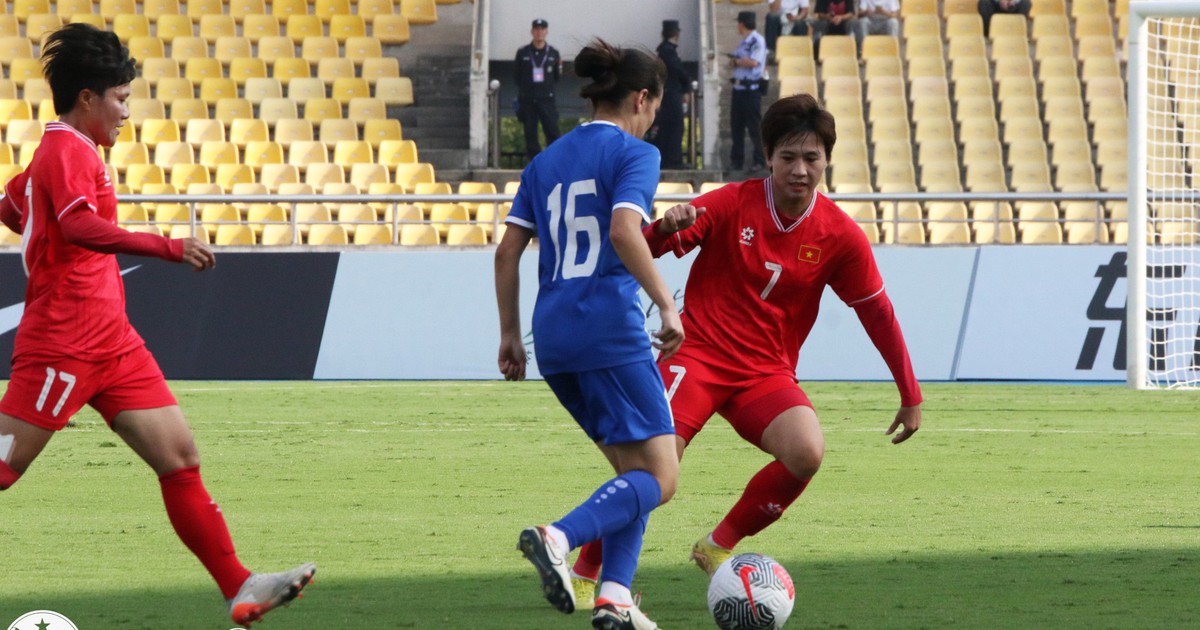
[552, 469, 661, 552]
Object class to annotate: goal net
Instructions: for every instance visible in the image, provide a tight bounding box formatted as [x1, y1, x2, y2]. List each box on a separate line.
[1128, 3, 1200, 389]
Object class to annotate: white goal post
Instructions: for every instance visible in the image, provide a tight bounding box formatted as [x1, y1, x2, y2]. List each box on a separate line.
[1127, 2, 1200, 389]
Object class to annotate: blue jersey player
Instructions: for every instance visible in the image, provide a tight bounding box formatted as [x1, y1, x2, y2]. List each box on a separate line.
[495, 38, 689, 630]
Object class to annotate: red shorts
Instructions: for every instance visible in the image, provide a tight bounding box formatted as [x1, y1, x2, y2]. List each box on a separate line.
[660, 350, 812, 448]
[0, 345, 177, 431]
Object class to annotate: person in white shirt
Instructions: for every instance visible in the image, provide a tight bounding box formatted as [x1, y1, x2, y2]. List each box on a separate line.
[766, 0, 811, 58]
[856, 0, 900, 46]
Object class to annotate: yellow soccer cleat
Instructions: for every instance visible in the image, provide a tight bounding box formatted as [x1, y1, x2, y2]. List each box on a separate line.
[690, 536, 734, 576]
[570, 571, 596, 610]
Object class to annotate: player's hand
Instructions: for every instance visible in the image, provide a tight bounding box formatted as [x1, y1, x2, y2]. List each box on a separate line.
[180, 238, 216, 271]
[653, 308, 685, 361]
[497, 334, 527, 381]
[886, 404, 922, 444]
[658, 205, 705, 235]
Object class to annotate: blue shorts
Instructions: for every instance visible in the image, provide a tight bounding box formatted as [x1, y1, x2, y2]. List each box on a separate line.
[544, 359, 675, 446]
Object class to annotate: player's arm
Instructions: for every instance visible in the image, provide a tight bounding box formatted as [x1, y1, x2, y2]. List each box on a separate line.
[613, 208, 684, 359]
[0, 196, 20, 233]
[642, 203, 705, 257]
[494, 224, 532, 381]
[852, 291, 922, 444]
[57, 208, 215, 270]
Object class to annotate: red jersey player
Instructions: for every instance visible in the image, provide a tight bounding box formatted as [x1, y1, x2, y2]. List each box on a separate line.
[569, 93, 922, 601]
[0, 24, 313, 627]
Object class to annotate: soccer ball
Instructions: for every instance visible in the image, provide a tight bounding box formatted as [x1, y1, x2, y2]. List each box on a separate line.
[707, 553, 795, 630]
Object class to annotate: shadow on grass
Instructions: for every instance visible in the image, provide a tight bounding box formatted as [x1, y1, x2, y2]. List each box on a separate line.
[2, 547, 1196, 629]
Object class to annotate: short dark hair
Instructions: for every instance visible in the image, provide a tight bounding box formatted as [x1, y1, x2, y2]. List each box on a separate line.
[42, 23, 137, 116]
[761, 93, 837, 160]
[575, 38, 665, 108]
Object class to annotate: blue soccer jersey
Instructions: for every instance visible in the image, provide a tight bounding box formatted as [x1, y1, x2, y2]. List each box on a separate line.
[506, 121, 661, 375]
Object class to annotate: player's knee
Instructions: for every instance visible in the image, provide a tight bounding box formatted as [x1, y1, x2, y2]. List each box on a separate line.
[0, 463, 21, 490]
[780, 441, 824, 479]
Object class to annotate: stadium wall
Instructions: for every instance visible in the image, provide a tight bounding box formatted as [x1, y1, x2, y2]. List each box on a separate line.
[0, 247, 1135, 382]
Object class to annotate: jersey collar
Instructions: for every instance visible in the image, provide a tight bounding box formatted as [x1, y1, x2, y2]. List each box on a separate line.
[45, 121, 98, 151]
[764, 179, 817, 232]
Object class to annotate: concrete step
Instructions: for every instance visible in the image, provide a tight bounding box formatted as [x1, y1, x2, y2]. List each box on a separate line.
[423, 149, 471, 171]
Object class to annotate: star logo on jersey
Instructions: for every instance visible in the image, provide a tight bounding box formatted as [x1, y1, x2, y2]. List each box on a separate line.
[798, 245, 821, 264]
[739, 227, 755, 246]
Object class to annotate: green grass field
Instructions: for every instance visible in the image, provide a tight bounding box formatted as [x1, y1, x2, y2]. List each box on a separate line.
[1, 381, 1197, 629]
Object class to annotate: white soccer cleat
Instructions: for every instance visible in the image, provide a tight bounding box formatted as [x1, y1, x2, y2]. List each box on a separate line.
[591, 596, 661, 630]
[517, 525, 576, 614]
[228, 562, 316, 627]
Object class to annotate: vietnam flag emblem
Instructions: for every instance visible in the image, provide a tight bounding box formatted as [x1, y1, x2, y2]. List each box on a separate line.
[798, 245, 821, 263]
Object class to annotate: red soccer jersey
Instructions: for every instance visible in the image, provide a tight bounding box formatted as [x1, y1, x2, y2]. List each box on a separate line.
[2, 122, 145, 361]
[650, 179, 884, 378]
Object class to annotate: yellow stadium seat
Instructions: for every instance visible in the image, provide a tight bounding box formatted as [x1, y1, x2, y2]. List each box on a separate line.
[401, 0, 438, 25]
[305, 162, 344, 188]
[112, 14, 151, 41]
[226, 0, 265, 22]
[260, 223, 297, 245]
[4, 119, 41, 147]
[167, 224, 210, 242]
[140, 57, 180, 87]
[25, 13, 63, 44]
[215, 163, 254, 191]
[332, 140, 372, 167]
[287, 77, 327, 102]
[273, 59, 312, 85]
[21, 77, 49, 103]
[153, 141, 194, 171]
[198, 77, 237, 105]
[906, 55, 947, 80]
[778, 76, 818, 98]
[255, 37, 295, 64]
[377, 139, 418, 166]
[817, 34, 855, 61]
[246, 202, 286, 236]
[213, 36, 252, 65]
[259, 162, 298, 191]
[271, 118, 312, 145]
[318, 117, 359, 144]
[920, 161, 964, 192]
[197, 14, 236, 44]
[343, 36, 382, 67]
[303, 98, 343, 122]
[349, 162, 389, 189]
[1010, 162, 1052, 191]
[1002, 116, 1043, 145]
[125, 163, 165, 192]
[955, 96, 996, 123]
[283, 14, 323, 42]
[914, 118, 953, 146]
[109, 141, 150, 173]
[965, 160, 1007, 191]
[313, 0, 351, 22]
[127, 36, 166, 62]
[1031, 15, 1068, 40]
[428, 203, 467, 238]
[360, 119, 401, 150]
[214, 223, 255, 246]
[170, 163, 210, 189]
[229, 58, 269, 87]
[329, 13, 365, 43]
[141, 0, 179, 19]
[331, 77, 372, 104]
[1046, 116, 1088, 147]
[372, 14, 412, 45]
[374, 77, 414, 106]
[347, 98, 385, 125]
[155, 15, 193, 43]
[1020, 221, 1063, 243]
[242, 13, 281, 41]
[127, 99, 166, 130]
[198, 140, 238, 168]
[170, 36, 209, 62]
[224, 119, 265, 150]
[301, 36, 340, 66]
[258, 97, 299, 126]
[861, 35, 899, 59]
[394, 162, 434, 189]
[1055, 161, 1098, 192]
[446, 224, 486, 246]
[287, 139, 329, 170]
[351, 223, 392, 245]
[185, 117, 224, 144]
[308, 223, 349, 245]
[360, 57, 400, 84]
[399, 223, 438, 246]
[1074, 14, 1113, 39]
[153, 77, 194, 104]
[140, 117, 181, 147]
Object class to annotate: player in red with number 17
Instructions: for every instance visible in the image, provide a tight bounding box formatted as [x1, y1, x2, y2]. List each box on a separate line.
[570, 93, 923, 603]
[0, 24, 313, 628]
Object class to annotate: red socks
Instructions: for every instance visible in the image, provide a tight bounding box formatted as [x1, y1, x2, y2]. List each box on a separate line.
[711, 460, 811, 549]
[572, 540, 603, 581]
[0, 460, 19, 490]
[159, 465, 251, 599]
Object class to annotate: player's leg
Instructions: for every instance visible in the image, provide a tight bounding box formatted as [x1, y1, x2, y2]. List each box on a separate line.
[0, 412, 53, 489]
[692, 381, 821, 574]
[98, 347, 312, 624]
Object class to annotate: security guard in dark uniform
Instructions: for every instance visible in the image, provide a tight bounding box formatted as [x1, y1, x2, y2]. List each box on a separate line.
[651, 19, 693, 170]
[514, 18, 562, 161]
[729, 11, 767, 172]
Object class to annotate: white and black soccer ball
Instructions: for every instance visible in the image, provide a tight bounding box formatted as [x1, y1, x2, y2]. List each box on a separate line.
[707, 553, 795, 630]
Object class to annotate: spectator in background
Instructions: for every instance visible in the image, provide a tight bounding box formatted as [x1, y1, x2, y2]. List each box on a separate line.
[978, 0, 1030, 37]
[514, 18, 562, 162]
[856, 0, 900, 46]
[729, 11, 767, 173]
[765, 0, 810, 61]
[811, 0, 858, 58]
[651, 19, 693, 170]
